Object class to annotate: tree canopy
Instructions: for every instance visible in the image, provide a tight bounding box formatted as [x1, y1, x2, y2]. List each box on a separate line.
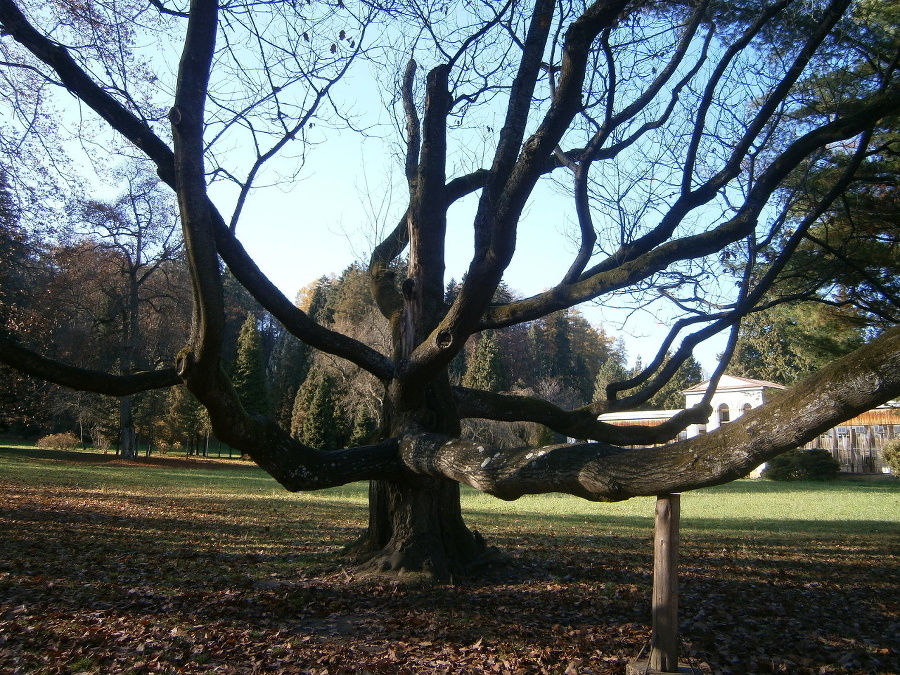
[1, 0, 899, 579]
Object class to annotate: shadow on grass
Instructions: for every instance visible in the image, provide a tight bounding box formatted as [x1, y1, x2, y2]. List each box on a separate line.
[698, 476, 898, 494]
[2, 444, 899, 673]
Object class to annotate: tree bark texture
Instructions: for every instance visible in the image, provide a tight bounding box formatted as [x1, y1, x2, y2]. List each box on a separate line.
[399, 325, 900, 501]
[353, 477, 488, 581]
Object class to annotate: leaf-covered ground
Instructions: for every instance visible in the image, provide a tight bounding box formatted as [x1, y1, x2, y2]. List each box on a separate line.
[0, 450, 897, 674]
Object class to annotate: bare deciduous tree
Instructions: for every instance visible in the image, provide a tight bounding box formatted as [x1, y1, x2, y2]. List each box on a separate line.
[0, 0, 899, 580]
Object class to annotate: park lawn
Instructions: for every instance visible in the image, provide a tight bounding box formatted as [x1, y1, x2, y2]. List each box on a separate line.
[0, 445, 897, 675]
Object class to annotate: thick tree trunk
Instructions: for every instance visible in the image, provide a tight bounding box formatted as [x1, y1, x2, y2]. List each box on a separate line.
[350, 477, 490, 581]
[345, 373, 495, 581]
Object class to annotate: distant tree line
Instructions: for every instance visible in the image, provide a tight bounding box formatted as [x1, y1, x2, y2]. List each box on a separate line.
[1, 159, 708, 455]
[0, 162, 258, 456]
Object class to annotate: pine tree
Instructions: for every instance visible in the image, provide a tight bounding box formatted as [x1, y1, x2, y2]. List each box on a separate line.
[731, 304, 864, 385]
[647, 355, 704, 410]
[232, 314, 271, 417]
[0, 167, 29, 331]
[301, 374, 339, 450]
[166, 384, 209, 453]
[348, 401, 378, 446]
[307, 277, 334, 324]
[270, 331, 312, 429]
[290, 374, 317, 440]
[462, 332, 505, 392]
[593, 356, 630, 402]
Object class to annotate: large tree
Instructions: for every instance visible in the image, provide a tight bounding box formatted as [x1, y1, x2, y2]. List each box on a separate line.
[1, 0, 900, 581]
[66, 162, 183, 457]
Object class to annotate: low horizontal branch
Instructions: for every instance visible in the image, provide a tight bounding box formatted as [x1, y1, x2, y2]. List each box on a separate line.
[0, 339, 181, 395]
[407, 327, 900, 501]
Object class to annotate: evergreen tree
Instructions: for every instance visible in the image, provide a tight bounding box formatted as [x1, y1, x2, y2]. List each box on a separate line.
[328, 263, 373, 326]
[568, 311, 617, 404]
[593, 355, 630, 402]
[232, 314, 271, 417]
[445, 278, 461, 306]
[0, 167, 28, 329]
[462, 332, 505, 392]
[767, 0, 900, 329]
[0, 166, 46, 433]
[307, 276, 334, 324]
[290, 373, 317, 440]
[270, 330, 312, 429]
[94, 395, 123, 452]
[348, 400, 378, 447]
[544, 312, 576, 385]
[646, 355, 704, 410]
[301, 375, 339, 450]
[166, 385, 209, 454]
[731, 304, 864, 385]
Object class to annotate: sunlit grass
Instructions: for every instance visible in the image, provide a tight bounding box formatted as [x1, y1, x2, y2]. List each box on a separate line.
[2, 443, 897, 674]
[2, 443, 897, 536]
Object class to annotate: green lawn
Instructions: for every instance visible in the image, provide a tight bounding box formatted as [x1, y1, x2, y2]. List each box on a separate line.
[1, 443, 898, 674]
[4, 442, 896, 521]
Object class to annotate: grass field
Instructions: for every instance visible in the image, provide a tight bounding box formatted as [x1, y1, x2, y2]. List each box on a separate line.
[0, 444, 897, 674]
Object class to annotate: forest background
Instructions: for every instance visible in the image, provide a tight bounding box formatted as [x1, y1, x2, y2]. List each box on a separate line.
[0, 156, 867, 458]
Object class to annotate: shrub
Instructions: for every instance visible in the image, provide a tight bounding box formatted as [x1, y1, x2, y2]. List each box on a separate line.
[762, 448, 841, 481]
[882, 439, 900, 475]
[35, 432, 81, 451]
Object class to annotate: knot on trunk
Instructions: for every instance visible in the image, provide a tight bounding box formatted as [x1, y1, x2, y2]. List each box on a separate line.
[435, 330, 452, 349]
[402, 277, 416, 300]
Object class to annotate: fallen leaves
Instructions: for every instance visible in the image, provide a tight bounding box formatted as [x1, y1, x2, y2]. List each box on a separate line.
[0, 455, 897, 674]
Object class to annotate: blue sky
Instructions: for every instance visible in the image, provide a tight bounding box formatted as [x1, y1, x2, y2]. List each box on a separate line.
[212, 127, 727, 375]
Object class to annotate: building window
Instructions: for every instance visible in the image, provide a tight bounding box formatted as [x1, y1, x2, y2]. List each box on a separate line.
[718, 403, 730, 424]
[742, 403, 752, 413]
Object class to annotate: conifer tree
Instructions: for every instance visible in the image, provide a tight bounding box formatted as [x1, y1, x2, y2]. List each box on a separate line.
[646, 355, 704, 410]
[462, 332, 505, 393]
[348, 400, 377, 447]
[301, 374, 339, 450]
[270, 331, 312, 429]
[0, 167, 27, 319]
[232, 314, 271, 417]
[166, 384, 209, 454]
[289, 374, 316, 440]
[593, 357, 630, 403]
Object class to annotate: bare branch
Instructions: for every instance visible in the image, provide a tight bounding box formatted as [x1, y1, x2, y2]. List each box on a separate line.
[0, 338, 181, 395]
[452, 385, 711, 446]
[407, 326, 900, 501]
[482, 87, 900, 329]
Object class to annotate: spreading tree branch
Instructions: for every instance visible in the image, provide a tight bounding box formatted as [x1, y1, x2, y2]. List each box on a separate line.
[0, 339, 181, 395]
[406, 326, 900, 501]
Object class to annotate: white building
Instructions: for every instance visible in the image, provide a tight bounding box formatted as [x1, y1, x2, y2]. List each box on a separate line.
[682, 374, 785, 438]
[597, 374, 897, 474]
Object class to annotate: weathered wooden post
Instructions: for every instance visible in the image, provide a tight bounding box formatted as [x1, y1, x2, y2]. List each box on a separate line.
[627, 493, 690, 674]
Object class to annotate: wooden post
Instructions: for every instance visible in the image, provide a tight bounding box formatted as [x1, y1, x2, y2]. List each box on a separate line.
[650, 493, 680, 672]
